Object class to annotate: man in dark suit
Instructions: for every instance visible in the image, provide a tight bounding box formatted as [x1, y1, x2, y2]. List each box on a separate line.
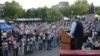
[69, 16, 84, 50]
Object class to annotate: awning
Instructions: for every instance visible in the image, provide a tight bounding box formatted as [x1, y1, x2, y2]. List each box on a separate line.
[0, 23, 15, 30]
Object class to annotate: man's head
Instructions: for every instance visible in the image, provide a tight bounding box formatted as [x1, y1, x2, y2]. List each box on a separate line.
[74, 16, 80, 21]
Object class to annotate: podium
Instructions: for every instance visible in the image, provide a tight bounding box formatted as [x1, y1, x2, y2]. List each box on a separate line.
[60, 29, 72, 50]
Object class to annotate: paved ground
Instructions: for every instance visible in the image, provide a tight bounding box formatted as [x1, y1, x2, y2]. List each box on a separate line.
[25, 47, 59, 56]
[8, 47, 59, 56]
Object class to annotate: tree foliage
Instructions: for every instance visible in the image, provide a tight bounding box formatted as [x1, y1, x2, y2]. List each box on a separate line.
[21, 7, 62, 22]
[58, 2, 71, 17]
[4, 1, 24, 19]
[3, 0, 100, 22]
[95, 7, 100, 15]
[70, 0, 89, 16]
[46, 8, 62, 22]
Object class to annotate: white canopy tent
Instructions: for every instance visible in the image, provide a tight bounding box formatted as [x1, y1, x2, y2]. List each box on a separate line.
[0, 20, 5, 23]
[63, 17, 70, 21]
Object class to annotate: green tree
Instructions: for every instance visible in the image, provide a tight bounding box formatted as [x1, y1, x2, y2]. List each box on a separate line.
[46, 8, 62, 22]
[36, 7, 48, 21]
[59, 6, 71, 17]
[24, 7, 48, 21]
[70, 0, 89, 16]
[19, 9, 26, 18]
[4, 1, 24, 19]
[95, 6, 100, 15]
[52, 2, 70, 17]
[25, 9, 33, 18]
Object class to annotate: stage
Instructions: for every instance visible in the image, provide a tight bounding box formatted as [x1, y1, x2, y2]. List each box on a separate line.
[60, 50, 100, 56]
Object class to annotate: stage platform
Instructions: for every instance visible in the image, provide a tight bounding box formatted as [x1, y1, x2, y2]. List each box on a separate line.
[60, 50, 100, 56]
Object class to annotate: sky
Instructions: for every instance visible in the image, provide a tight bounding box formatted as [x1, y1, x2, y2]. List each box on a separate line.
[0, 0, 100, 9]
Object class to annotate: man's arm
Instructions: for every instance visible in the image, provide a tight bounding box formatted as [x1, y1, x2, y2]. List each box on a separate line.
[69, 22, 77, 38]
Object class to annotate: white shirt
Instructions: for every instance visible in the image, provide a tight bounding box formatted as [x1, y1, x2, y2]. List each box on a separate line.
[43, 35, 46, 40]
[29, 40, 33, 45]
[48, 35, 52, 40]
[52, 25, 56, 29]
[31, 37, 36, 41]
[39, 32, 43, 36]
[2, 42, 8, 50]
[69, 22, 77, 38]
[13, 41, 18, 49]
[2, 32, 7, 38]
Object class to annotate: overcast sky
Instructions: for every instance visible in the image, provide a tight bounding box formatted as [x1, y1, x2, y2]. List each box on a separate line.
[0, 0, 100, 9]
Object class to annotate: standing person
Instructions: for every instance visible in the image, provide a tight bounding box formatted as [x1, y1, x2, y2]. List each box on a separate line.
[29, 38, 33, 53]
[51, 30, 55, 48]
[21, 37, 25, 56]
[45, 29, 49, 49]
[30, 33, 36, 50]
[2, 38, 8, 56]
[13, 39, 19, 56]
[18, 41, 23, 56]
[69, 16, 84, 50]
[38, 31, 43, 50]
[34, 30, 39, 50]
[52, 30, 56, 47]
[7, 34, 15, 51]
[42, 32, 46, 49]
[56, 30, 60, 47]
[47, 30, 52, 50]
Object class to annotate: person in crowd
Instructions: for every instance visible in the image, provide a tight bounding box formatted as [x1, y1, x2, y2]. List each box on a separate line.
[7, 34, 14, 51]
[2, 38, 8, 56]
[52, 30, 57, 47]
[38, 31, 43, 50]
[42, 31, 46, 49]
[47, 30, 53, 50]
[13, 39, 19, 56]
[56, 30, 60, 47]
[21, 37, 25, 56]
[30, 32, 36, 49]
[29, 38, 33, 53]
[18, 41, 23, 56]
[34, 30, 39, 50]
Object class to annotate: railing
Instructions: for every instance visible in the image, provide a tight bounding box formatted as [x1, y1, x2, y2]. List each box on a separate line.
[60, 50, 100, 56]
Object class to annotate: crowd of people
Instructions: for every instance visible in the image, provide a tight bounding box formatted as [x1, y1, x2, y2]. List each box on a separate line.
[2, 22, 62, 56]
[82, 19, 100, 49]
[68, 17, 100, 50]
[1, 17, 100, 56]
